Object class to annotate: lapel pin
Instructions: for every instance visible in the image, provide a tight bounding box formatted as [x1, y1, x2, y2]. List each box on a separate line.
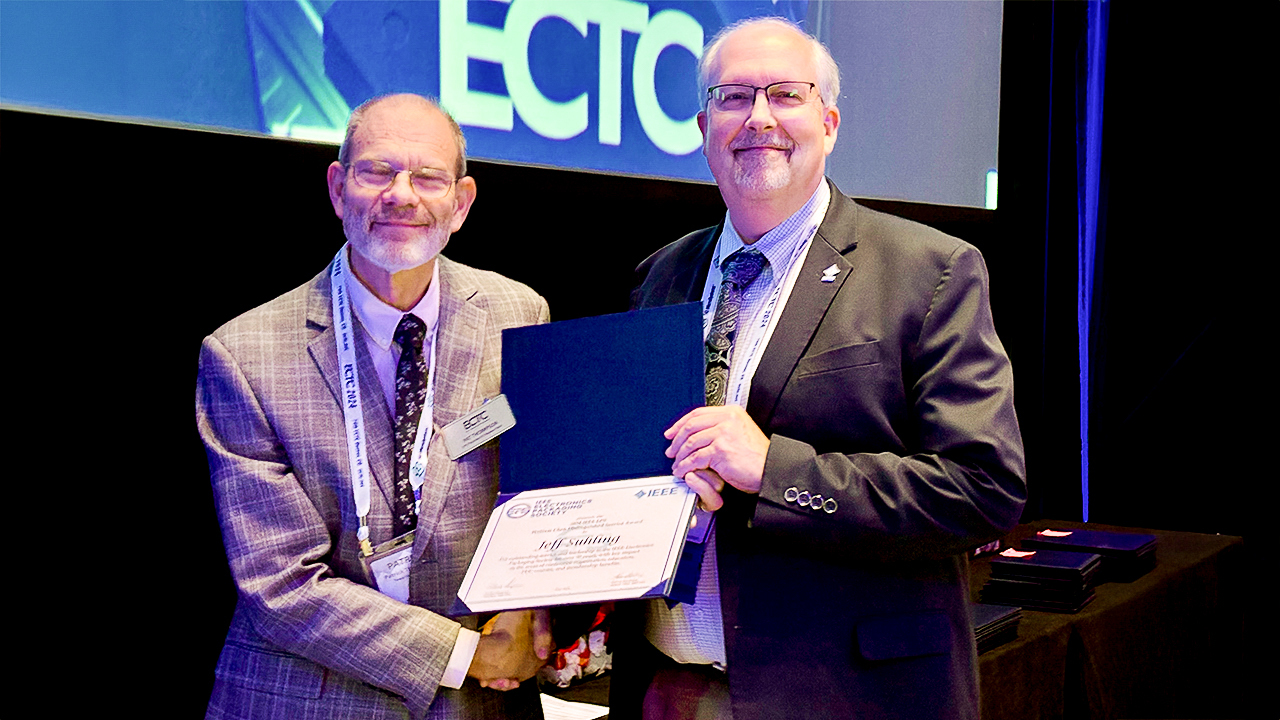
[820, 264, 840, 283]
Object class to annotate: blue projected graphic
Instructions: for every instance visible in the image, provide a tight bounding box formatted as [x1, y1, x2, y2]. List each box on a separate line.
[2, 0, 1002, 206]
[2, 0, 805, 183]
[311, 0, 805, 180]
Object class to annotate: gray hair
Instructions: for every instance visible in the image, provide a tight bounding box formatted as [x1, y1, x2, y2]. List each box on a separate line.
[697, 17, 840, 113]
[338, 94, 468, 178]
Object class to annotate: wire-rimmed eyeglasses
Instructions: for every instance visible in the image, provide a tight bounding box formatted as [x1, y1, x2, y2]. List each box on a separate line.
[706, 82, 819, 112]
[347, 159, 459, 198]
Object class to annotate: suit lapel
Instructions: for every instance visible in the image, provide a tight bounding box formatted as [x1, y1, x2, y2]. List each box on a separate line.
[306, 268, 398, 519]
[667, 224, 721, 306]
[746, 185, 860, 429]
[412, 259, 486, 553]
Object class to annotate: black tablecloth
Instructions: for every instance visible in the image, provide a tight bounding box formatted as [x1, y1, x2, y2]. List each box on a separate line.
[973, 521, 1244, 720]
[550, 521, 1247, 719]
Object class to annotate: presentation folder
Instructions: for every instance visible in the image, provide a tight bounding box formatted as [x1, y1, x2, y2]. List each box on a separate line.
[497, 302, 704, 493]
[1021, 528, 1158, 581]
[971, 603, 1021, 654]
[1023, 528, 1157, 555]
[990, 548, 1103, 583]
[449, 303, 705, 616]
[983, 548, 1102, 613]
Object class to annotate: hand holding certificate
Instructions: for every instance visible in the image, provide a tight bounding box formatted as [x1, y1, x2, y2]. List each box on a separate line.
[455, 477, 697, 613]
[450, 303, 706, 615]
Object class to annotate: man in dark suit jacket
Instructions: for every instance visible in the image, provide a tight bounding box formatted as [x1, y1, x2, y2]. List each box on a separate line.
[610, 18, 1026, 720]
[197, 94, 555, 719]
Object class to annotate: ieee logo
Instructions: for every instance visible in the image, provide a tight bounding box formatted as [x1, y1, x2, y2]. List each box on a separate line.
[635, 487, 681, 499]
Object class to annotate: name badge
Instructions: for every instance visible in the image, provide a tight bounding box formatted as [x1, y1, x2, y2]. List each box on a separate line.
[362, 531, 415, 603]
[441, 394, 517, 460]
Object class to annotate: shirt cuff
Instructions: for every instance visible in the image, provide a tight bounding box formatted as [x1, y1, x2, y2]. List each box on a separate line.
[440, 627, 481, 689]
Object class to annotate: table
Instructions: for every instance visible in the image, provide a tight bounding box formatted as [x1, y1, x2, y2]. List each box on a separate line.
[973, 521, 1244, 720]
[549, 521, 1246, 718]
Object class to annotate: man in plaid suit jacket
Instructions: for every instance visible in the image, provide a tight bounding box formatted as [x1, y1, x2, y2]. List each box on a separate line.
[197, 94, 551, 719]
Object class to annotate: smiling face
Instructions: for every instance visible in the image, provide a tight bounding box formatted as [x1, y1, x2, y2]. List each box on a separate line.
[698, 24, 840, 217]
[326, 96, 476, 275]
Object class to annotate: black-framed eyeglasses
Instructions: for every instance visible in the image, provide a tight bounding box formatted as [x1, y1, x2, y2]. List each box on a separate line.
[706, 82, 819, 112]
[347, 159, 459, 198]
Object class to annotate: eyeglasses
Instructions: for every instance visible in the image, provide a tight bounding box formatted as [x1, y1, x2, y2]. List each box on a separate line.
[348, 160, 459, 198]
[706, 82, 819, 113]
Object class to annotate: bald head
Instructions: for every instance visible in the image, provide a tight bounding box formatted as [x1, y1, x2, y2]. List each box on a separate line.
[339, 94, 468, 178]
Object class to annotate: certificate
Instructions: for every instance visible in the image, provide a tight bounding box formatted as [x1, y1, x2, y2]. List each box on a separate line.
[451, 303, 705, 614]
[452, 476, 697, 614]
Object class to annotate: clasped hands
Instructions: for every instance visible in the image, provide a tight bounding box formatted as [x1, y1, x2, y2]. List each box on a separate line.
[466, 407, 764, 690]
[467, 608, 552, 691]
[665, 405, 769, 511]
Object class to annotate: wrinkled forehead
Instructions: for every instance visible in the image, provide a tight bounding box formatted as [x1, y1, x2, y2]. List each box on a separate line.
[348, 99, 460, 168]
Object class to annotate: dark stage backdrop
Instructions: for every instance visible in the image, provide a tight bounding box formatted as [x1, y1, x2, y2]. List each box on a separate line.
[1, 105, 1020, 715]
[3, 2, 1266, 711]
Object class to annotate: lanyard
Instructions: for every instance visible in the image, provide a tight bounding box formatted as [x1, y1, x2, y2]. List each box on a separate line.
[330, 246, 438, 555]
[698, 225, 816, 407]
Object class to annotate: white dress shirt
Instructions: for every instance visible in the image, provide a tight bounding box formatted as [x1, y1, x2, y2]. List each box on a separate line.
[344, 258, 480, 689]
[646, 181, 832, 667]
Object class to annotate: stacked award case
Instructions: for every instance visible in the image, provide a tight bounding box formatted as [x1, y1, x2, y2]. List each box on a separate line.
[971, 603, 1022, 654]
[980, 548, 1102, 613]
[1021, 528, 1158, 582]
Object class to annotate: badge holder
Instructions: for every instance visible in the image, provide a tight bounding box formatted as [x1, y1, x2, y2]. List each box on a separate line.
[360, 531, 416, 603]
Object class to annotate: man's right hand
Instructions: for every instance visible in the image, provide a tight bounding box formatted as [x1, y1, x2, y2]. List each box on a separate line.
[467, 609, 552, 691]
[666, 405, 770, 508]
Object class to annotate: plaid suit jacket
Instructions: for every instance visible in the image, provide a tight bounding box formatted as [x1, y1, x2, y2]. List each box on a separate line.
[197, 256, 549, 720]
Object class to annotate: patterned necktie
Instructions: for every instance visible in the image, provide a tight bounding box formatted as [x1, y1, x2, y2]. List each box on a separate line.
[705, 249, 766, 406]
[391, 314, 428, 536]
[647, 249, 766, 666]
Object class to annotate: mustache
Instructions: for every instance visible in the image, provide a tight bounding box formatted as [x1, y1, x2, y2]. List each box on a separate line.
[369, 209, 436, 226]
[730, 132, 794, 152]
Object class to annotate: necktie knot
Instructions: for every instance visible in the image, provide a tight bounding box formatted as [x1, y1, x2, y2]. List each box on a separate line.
[394, 314, 427, 356]
[721, 249, 766, 289]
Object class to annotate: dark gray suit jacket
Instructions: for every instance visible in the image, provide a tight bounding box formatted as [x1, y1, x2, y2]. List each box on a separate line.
[613, 182, 1027, 720]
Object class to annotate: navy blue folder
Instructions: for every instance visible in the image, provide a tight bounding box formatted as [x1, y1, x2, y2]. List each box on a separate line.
[1022, 528, 1157, 556]
[474, 302, 705, 609]
[990, 548, 1103, 582]
[983, 548, 1102, 612]
[971, 603, 1021, 653]
[499, 302, 704, 492]
[1021, 528, 1158, 581]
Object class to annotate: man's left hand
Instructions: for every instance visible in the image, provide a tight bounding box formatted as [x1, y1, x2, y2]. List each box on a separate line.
[665, 406, 769, 506]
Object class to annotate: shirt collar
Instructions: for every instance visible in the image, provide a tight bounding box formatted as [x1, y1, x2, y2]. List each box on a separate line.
[719, 180, 831, 272]
[343, 249, 441, 351]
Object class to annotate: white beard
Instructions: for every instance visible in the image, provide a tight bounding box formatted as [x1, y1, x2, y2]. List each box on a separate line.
[731, 151, 792, 195]
[345, 215, 450, 274]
